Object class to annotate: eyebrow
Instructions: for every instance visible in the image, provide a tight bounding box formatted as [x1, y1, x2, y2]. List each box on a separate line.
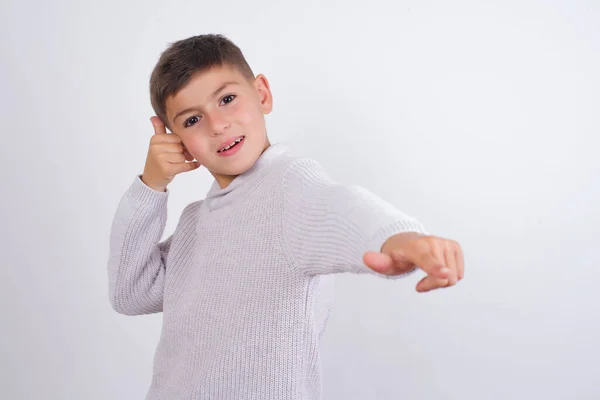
[172, 81, 240, 123]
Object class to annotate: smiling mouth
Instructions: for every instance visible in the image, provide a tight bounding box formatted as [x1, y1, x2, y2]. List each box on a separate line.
[217, 136, 245, 153]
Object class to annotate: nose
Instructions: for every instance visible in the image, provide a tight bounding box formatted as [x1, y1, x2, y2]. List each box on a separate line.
[207, 111, 231, 136]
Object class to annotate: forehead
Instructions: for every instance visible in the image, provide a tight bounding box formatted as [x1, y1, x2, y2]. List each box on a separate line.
[165, 65, 250, 115]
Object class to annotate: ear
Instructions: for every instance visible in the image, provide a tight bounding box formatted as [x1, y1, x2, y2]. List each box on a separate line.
[253, 74, 273, 114]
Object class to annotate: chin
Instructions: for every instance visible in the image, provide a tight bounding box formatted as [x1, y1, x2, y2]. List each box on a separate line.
[217, 148, 262, 176]
[222, 163, 253, 176]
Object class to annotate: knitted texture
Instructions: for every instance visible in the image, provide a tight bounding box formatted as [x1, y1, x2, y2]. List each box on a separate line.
[107, 143, 426, 399]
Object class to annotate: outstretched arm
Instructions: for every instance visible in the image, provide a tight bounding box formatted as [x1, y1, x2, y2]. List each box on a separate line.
[282, 158, 430, 279]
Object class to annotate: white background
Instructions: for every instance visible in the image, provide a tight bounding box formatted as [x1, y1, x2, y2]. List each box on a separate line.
[1, 0, 599, 399]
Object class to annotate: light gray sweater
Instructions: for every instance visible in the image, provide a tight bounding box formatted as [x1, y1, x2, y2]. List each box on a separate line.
[107, 143, 426, 399]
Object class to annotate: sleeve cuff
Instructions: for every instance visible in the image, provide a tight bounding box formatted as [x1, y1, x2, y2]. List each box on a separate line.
[358, 219, 429, 279]
[125, 175, 170, 210]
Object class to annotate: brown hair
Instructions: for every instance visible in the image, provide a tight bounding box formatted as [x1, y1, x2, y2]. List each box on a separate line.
[149, 34, 255, 128]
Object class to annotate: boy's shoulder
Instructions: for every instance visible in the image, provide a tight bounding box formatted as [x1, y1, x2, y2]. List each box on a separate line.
[265, 143, 328, 181]
[283, 155, 329, 182]
[178, 198, 204, 221]
[267, 152, 328, 188]
[261, 152, 337, 200]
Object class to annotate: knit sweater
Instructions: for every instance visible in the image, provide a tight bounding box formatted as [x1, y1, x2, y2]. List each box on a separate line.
[107, 143, 426, 400]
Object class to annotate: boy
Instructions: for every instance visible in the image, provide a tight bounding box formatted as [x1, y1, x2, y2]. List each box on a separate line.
[107, 33, 464, 400]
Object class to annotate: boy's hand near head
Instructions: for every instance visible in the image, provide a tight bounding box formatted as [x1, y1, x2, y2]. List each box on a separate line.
[141, 116, 201, 192]
[363, 233, 465, 293]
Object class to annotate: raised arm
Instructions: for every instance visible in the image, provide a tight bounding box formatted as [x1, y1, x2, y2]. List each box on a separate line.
[107, 176, 171, 315]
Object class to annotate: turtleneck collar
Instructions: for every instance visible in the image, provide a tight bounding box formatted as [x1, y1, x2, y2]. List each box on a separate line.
[204, 142, 292, 212]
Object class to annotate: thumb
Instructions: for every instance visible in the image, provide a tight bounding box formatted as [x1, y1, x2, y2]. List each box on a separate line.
[363, 251, 394, 274]
[150, 116, 167, 135]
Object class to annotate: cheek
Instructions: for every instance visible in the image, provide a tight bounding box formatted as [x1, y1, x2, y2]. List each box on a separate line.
[181, 137, 210, 160]
[233, 101, 261, 126]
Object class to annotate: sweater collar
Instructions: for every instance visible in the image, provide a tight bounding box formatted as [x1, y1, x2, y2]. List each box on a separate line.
[204, 142, 291, 211]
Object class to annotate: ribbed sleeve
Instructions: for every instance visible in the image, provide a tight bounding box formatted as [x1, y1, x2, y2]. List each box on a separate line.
[107, 175, 171, 315]
[281, 159, 427, 278]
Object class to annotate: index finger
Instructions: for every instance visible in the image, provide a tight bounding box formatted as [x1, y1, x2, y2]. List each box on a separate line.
[393, 243, 449, 278]
[416, 252, 449, 278]
[150, 116, 167, 135]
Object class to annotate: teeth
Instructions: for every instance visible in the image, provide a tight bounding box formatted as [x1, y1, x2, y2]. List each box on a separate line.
[219, 137, 244, 152]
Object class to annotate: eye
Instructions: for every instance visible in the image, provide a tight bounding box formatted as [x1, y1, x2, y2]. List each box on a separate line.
[221, 94, 236, 105]
[184, 115, 201, 128]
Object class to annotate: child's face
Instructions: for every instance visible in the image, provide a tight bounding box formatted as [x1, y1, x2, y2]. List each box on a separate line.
[165, 65, 273, 187]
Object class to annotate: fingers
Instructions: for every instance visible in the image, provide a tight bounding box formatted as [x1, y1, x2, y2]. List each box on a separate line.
[365, 235, 465, 287]
[161, 153, 200, 172]
[142, 117, 199, 192]
[161, 152, 188, 164]
[151, 142, 187, 155]
[444, 241, 458, 286]
[150, 116, 167, 135]
[177, 160, 201, 172]
[153, 140, 200, 172]
[456, 243, 465, 280]
[396, 241, 449, 278]
[417, 239, 464, 293]
[416, 275, 448, 293]
[161, 153, 199, 167]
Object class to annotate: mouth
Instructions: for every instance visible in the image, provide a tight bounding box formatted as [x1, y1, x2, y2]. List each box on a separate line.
[217, 136, 245, 154]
